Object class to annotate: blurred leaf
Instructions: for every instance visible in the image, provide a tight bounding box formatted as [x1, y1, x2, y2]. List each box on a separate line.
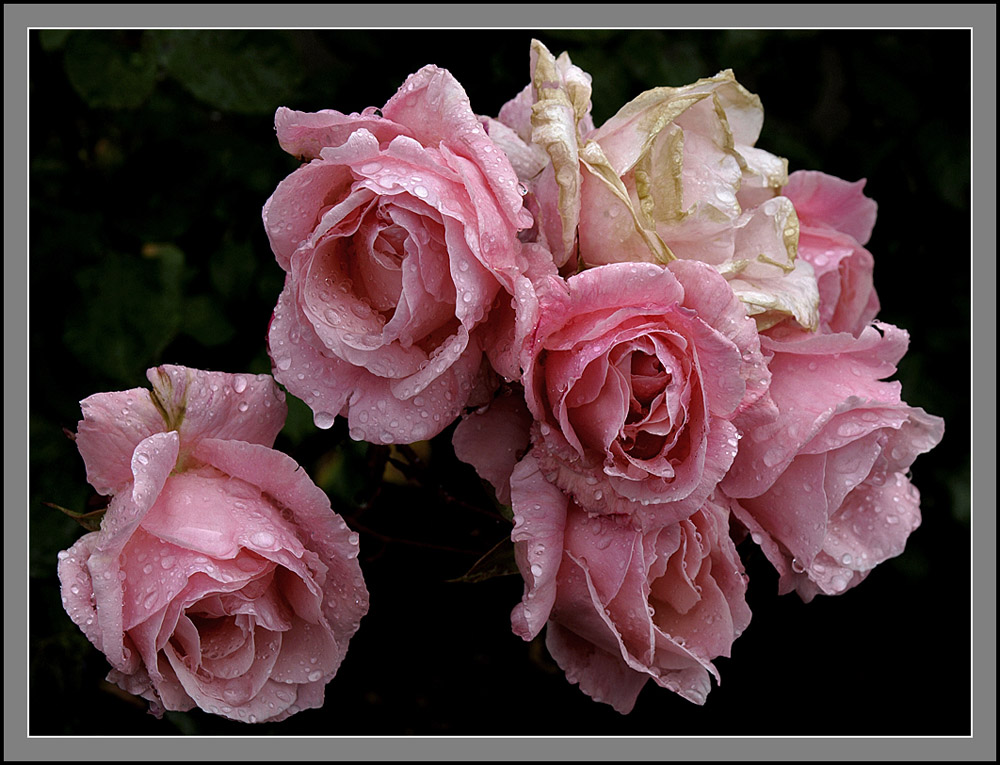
[948, 463, 971, 526]
[39, 29, 74, 52]
[448, 536, 518, 583]
[180, 294, 236, 347]
[153, 30, 304, 115]
[209, 240, 258, 299]
[278, 392, 316, 447]
[63, 248, 184, 383]
[64, 31, 158, 110]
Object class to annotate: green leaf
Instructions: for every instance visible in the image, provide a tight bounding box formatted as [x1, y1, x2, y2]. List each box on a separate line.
[180, 294, 236, 347]
[64, 31, 158, 110]
[38, 29, 74, 52]
[44, 502, 106, 533]
[448, 536, 519, 584]
[63, 248, 184, 383]
[209, 240, 258, 300]
[153, 30, 304, 115]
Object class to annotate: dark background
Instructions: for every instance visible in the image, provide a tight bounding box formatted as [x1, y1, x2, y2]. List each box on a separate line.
[28, 29, 971, 736]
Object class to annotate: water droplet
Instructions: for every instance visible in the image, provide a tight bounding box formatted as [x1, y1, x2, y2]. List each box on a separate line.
[250, 531, 276, 548]
[762, 447, 784, 467]
[238, 401, 249, 413]
[276, 356, 292, 371]
[314, 411, 336, 429]
[135, 452, 150, 465]
[530, 564, 543, 577]
[360, 162, 381, 174]
[233, 375, 248, 394]
[308, 670, 323, 682]
[413, 185, 429, 199]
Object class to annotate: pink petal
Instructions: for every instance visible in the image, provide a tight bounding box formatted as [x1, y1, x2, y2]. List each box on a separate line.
[383, 65, 530, 233]
[670, 259, 770, 413]
[508, 454, 569, 640]
[145, 365, 288, 450]
[268, 282, 364, 428]
[783, 170, 878, 245]
[164, 626, 282, 721]
[57, 533, 104, 652]
[346, 339, 483, 444]
[75, 387, 164, 496]
[452, 388, 533, 505]
[545, 621, 649, 714]
[263, 154, 364, 271]
[87, 431, 180, 671]
[268, 616, 341, 684]
[496, 83, 534, 142]
[138, 471, 305, 562]
[274, 105, 412, 160]
[817, 472, 922, 594]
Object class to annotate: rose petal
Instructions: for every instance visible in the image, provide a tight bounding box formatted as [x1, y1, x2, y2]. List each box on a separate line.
[545, 621, 649, 715]
[274, 105, 412, 161]
[783, 170, 878, 245]
[75, 388, 164, 496]
[452, 388, 533, 505]
[87, 431, 179, 671]
[145, 365, 287, 450]
[509, 454, 569, 640]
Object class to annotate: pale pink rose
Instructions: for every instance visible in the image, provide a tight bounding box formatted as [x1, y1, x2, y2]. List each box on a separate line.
[489, 42, 819, 332]
[721, 324, 944, 600]
[784, 170, 881, 335]
[264, 65, 536, 444]
[57, 365, 369, 723]
[507, 456, 750, 714]
[516, 259, 770, 528]
[574, 70, 820, 331]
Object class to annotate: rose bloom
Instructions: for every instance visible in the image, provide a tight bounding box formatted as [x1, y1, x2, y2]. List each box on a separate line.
[721, 324, 945, 600]
[264, 65, 535, 444]
[505, 456, 750, 714]
[57, 365, 369, 723]
[488, 40, 818, 332]
[515, 259, 769, 528]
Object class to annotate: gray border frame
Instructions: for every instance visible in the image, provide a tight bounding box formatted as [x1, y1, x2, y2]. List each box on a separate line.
[8, 3, 995, 761]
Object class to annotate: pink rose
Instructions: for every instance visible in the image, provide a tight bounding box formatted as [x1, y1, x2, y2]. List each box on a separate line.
[721, 324, 945, 600]
[783, 170, 881, 335]
[506, 456, 750, 713]
[516, 259, 769, 528]
[264, 65, 534, 444]
[57, 365, 369, 723]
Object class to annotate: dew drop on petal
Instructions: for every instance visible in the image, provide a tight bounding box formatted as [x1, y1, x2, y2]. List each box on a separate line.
[314, 411, 336, 429]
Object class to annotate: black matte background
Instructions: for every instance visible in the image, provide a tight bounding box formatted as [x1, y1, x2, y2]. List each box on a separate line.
[28, 29, 971, 736]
